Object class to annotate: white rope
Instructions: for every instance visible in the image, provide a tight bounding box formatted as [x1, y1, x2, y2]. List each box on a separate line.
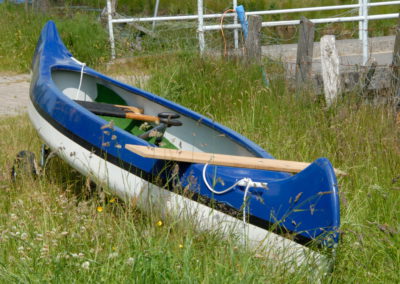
[242, 180, 252, 224]
[202, 164, 267, 226]
[75, 61, 86, 100]
[202, 163, 245, 195]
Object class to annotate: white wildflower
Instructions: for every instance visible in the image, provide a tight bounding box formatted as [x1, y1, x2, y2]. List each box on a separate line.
[81, 261, 90, 270]
[108, 252, 119, 259]
[40, 246, 49, 253]
[126, 257, 135, 265]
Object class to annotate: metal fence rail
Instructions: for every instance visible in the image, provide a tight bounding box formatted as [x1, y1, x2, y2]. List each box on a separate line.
[106, 0, 400, 64]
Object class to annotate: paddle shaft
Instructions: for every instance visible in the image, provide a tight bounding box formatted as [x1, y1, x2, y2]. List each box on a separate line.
[114, 104, 144, 114]
[75, 100, 159, 123]
[125, 145, 347, 176]
[125, 113, 159, 123]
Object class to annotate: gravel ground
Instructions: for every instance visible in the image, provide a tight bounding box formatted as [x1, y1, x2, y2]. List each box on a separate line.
[0, 74, 30, 117]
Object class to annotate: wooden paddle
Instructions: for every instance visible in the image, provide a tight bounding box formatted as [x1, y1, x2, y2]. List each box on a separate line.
[125, 145, 347, 176]
[75, 100, 159, 123]
[75, 100, 144, 114]
[115, 104, 144, 114]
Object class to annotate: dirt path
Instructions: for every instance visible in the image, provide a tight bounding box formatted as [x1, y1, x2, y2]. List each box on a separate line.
[0, 74, 31, 117]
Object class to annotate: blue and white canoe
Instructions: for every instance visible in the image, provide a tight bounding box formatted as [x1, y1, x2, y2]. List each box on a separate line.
[29, 21, 340, 269]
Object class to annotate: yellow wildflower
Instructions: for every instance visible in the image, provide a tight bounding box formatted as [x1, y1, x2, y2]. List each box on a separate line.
[156, 220, 163, 227]
[97, 206, 103, 212]
[179, 244, 184, 249]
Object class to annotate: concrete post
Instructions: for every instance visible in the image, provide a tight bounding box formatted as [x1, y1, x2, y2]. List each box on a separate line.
[233, 0, 239, 49]
[198, 0, 205, 54]
[107, 0, 116, 60]
[152, 0, 160, 31]
[362, 0, 369, 65]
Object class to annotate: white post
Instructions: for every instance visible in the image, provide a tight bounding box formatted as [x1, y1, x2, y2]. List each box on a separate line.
[152, 0, 160, 32]
[107, 0, 116, 60]
[362, 0, 369, 65]
[198, 0, 205, 54]
[233, 0, 238, 49]
[320, 35, 340, 107]
[359, 0, 363, 40]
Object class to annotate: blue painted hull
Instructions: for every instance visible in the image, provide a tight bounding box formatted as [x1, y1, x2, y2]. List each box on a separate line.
[30, 21, 340, 248]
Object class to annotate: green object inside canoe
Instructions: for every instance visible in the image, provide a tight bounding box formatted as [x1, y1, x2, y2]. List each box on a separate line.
[95, 84, 177, 149]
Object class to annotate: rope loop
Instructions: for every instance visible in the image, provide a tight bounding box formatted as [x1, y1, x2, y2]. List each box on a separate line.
[75, 61, 86, 100]
[202, 164, 267, 226]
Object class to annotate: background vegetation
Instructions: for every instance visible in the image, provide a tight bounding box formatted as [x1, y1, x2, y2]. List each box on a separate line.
[0, 4, 109, 73]
[0, 0, 399, 282]
[0, 0, 398, 72]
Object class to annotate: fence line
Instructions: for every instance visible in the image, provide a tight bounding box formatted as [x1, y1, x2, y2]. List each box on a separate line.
[106, 0, 400, 65]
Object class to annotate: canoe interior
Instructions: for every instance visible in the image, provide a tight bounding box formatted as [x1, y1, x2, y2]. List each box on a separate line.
[52, 69, 258, 157]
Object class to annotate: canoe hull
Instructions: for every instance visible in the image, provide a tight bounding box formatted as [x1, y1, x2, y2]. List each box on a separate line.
[28, 98, 329, 269]
[28, 21, 340, 270]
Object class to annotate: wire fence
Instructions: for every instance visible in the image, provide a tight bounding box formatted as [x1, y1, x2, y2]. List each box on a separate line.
[111, 19, 396, 59]
[103, 0, 400, 99]
[107, 0, 400, 64]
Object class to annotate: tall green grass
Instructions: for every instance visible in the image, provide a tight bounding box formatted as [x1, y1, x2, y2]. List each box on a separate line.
[0, 4, 109, 73]
[144, 54, 400, 282]
[0, 1, 399, 282]
[1, 53, 399, 281]
[0, 115, 318, 283]
[0, 1, 398, 73]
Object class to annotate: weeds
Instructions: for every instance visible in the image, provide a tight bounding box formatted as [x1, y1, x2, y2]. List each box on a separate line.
[143, 54, 400, 282]
[1, 52, 399, 281]
[0, 4, 109, 73]
[0, 1, 399, 282]
[1, 1, 398, 73]
[0, 115, 319, 282]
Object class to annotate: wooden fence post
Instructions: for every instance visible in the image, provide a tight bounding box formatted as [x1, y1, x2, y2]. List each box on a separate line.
[295, 17, 315, 91]
[391, 14, 400, 98]
[362, 61, 377, 94]
[35, 0, 49, 14]
[320, 35, 340, 107]
[112, 0, 118, 13]
[245, 15, 262, 63]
